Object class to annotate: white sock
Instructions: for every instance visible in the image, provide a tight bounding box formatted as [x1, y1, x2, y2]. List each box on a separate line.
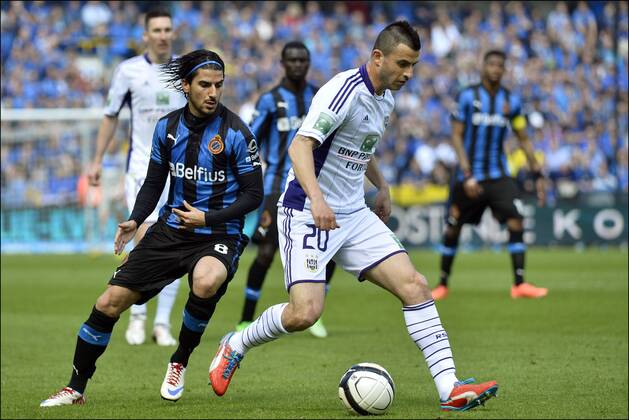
[154, 279, 181, 328]
[130, 303, 147, 318]
[403, 299, 458, 401]
[229, 303, 288, 354]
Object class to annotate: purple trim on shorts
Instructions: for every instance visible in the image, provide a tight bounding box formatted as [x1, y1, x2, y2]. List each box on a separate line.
[287, 279, 327, 292]
[358, 249, 408, 281]
[282, 207, 292, 286]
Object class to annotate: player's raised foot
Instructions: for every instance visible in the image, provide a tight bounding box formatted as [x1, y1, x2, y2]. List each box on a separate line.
[511, 282, 548, 299]
[308, 318, 328, 338]
[160, 362, 186, 401]
[235, 321, 251, 332]
[125, 314, 146, 345]
[440, 378, 498, 411]
[209, 332, 244, 396]
[40, 387, 85, 407]
[153, 324, 177, 346]
[431, 285, 449, 300]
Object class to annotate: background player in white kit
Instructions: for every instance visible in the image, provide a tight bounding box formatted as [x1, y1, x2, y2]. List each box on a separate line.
[87, 10, 186, 346]
[210, 21, 499, 412]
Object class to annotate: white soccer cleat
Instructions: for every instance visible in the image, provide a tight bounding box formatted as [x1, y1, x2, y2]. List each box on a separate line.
[160, 362, 186, 401]
[40, 387, 85, 407]
[153, 324, 177, 346]
[125, 315, 146, 345]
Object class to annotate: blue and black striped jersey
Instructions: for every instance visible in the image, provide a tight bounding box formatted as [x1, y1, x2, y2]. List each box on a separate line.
[150, 104, 261, 235]
[452, 84, 524, 182]
[250, 80, 318, 195]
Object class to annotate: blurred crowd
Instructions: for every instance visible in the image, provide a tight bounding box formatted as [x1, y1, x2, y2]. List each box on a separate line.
[1, 0, 628, 211]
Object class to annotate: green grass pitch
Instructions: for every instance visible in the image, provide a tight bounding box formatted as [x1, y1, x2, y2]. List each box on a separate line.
[1, 248, 627, 419]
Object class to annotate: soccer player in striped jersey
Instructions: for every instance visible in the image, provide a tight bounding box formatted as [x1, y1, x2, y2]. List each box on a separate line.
[87, 10, 187, 346]
[41, 50, 263, 407]
[236, 42, 336, 338]
[432, 50, 547, 301]
[210, 21, 498, 412]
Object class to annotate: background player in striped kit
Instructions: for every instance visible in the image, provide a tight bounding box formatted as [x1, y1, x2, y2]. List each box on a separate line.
[87, 9, 186, 346]
[236, 42, 336, 338]
[210, 21, 499, 412]
[40, 49, 263, 407]
[432, 50, 548, 301]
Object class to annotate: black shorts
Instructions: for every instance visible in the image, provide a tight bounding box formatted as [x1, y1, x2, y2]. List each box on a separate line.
[258, 192, 282, 247]
[109, 219, 248, 304]
[447, 176, 523, 226]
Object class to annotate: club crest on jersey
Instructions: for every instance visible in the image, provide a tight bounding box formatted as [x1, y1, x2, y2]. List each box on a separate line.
[304, 254, 318, 273]
[208, 135, 224, 155]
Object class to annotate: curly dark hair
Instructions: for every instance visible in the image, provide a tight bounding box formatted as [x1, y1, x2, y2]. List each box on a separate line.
[161, 49, 225, 93]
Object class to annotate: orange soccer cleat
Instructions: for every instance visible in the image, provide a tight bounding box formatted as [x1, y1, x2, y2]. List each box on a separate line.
[511, 282, 548, 299]
[431, 285, 449, 301]
[440, 378, 498, 411]
[209, 332, 243, 396]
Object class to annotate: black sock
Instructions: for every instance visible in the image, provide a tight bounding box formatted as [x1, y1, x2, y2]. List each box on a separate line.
[240, 259, 270, 322]
[171, 292, 217, 366]
[509, 230, 526, 286]
[68, 307, 119, 394]
[324, 261, 336, 294]
[439, 232, 459, 287]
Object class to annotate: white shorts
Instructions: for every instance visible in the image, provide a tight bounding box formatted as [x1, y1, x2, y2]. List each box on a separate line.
[125, 172, 170, 224]
[277, 206, 407, 291]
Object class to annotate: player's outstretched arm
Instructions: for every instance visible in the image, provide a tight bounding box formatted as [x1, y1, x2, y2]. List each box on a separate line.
[288, 134, 338, 231]
[366, 157, 391, 222]
[88, 115, 119, 186]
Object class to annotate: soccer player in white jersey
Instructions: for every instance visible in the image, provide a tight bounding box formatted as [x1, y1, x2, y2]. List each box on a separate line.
[209, 21, 499, 411]
[87, 10, 187, 346]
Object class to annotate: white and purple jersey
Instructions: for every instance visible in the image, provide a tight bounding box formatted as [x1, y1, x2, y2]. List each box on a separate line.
[104, 54, 187, 176]
[279, 64, 394, 214]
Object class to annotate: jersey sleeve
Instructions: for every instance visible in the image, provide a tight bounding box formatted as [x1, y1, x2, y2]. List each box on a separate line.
[510, 94, 527, 131]
[450, 89, 471, 122]
[231, 128, 262, 175]
[149, 119, 168, 165]
[249, 93, 274, 144]
[296, 72, 357, 144]
[104, 62, 131, 117]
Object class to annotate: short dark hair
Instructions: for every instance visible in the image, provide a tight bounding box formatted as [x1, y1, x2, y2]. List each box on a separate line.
[483, 50, 507, 62]
[373, 21, 421, 55]
[145, 9, 172, 29]
[161, 49, 225, 93]
[281, 41, 310, 60]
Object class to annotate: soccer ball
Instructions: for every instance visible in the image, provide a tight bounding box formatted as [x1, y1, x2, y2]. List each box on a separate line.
[338, 362, 395, 415]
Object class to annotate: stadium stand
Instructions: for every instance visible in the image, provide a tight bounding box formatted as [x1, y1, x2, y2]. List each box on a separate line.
[1, 1, 627, 212]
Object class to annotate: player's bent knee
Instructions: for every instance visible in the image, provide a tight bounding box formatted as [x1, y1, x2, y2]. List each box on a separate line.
[414, 272, 428, 287]
[95, 287, 136, 317]
[283, 303, 321, 331]
[193, 273, 226, 299]
[397, 272, 430, 305]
